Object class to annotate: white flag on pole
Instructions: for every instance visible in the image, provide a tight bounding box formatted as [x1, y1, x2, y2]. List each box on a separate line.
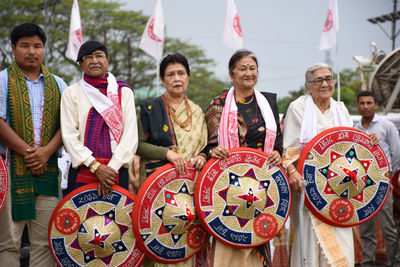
[222, 0, 244, 49]
[319, 0, 339, 51]
[66, 0, 83, 61]
[139, 0, 164, 61]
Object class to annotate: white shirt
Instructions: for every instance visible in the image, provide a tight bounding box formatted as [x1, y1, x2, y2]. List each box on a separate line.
[60, 81, 138, 171]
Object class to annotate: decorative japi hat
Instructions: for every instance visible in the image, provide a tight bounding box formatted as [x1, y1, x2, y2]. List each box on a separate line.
[195, 147, 291, 248]
[298, 127, 391, 227]
[48, 184, 145, 267]
[0, 155, 7, 212]
[132, 164, 209, 263]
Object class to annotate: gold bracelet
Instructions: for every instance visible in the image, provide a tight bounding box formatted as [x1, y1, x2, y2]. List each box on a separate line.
[90, 161, 101, 173]
[288, 168, 297, 175]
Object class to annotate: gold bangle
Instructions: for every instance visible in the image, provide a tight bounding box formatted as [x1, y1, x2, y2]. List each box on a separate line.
[90, 162, 101, 173]
[288, 168, 297, 175]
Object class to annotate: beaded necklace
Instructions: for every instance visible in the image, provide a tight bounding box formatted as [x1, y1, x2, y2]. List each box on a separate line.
[164, 95, 193, 132]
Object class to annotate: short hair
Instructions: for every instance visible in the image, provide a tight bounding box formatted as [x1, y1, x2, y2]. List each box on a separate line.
[159, 53, 190, 79]
[10, 23, 46, 46]
[228, 49, 258, 75]
[305, 63, 332, 86]
[357, 90, 378, 103]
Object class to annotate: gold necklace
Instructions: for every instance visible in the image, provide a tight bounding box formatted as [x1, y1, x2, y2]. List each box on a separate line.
[238, 94, 254, 104]
[163, 95, 193, 132]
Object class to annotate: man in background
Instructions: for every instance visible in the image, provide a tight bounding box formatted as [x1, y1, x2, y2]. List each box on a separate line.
[356, 90, 400, 267]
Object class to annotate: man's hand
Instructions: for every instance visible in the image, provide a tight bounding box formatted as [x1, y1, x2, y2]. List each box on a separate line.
[95, 165, 117, 197]
[369, 133, 379, 146]
[98, 182, 112, 198]
[24, 146, 51, 175]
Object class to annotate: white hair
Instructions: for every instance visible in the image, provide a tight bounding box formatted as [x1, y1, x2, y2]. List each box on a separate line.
[305, 63, 332, 86]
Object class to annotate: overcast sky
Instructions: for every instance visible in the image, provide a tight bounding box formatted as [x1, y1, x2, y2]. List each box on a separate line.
[120, 0, 395, 98]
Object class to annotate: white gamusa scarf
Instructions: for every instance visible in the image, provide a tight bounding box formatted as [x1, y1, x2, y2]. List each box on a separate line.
[218, 86, 277, 153]
[81, 72, 123, 152]
[299, 94, 349, 151]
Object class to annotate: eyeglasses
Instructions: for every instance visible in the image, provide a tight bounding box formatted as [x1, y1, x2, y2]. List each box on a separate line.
[82, 52, 107, 61]
[310, 76, 335, 86]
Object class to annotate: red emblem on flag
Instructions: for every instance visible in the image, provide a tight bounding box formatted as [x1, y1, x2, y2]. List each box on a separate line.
[323, 9, 333, 32]
[75, 29, 83, 43]
[147, 18, 162, 42]
[233, 14, 243, 37]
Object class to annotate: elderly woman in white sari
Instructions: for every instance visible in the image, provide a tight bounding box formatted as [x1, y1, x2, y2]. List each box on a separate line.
[282, 63, 354, 267]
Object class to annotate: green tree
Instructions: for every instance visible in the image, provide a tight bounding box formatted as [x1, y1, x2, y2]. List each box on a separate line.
[277, 87, 306, 115]
[164, 38, 229, 111]
[333, 69, 361, 114]
[0, 0, 227, 110]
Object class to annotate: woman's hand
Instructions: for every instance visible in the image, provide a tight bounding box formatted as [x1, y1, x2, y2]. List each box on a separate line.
[267, 150, 282, 166]
[166, 150, 187, 174]
[209, 146, 230, 159]
[287, 165, 304, 194]
[190, 155, 207, 171]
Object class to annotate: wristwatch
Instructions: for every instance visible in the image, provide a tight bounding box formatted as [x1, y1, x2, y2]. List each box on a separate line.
[90, 162, 101, 173]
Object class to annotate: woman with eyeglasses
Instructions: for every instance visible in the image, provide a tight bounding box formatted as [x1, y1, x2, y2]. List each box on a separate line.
[282, 63, 354, 266]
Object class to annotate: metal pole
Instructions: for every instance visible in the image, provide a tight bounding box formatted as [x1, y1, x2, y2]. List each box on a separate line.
[336, 36, 340, 102]
[127, 37, 132, 85]
[384, 76, 400, 114]
[43, 0, 48, 64]
[393, 0, 397, 50]
[156, 59, 160, 96]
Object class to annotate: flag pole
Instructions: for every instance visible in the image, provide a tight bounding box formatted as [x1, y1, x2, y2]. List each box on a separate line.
[336, 32, 340, 102]
[156, 59, 160, 96]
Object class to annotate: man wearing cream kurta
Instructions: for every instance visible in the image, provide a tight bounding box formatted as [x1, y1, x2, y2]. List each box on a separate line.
[61, 40, 137, 197]
[283, 63, 354, 267]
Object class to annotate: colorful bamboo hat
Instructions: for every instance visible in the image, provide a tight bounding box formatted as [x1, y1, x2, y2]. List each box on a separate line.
[0, 155, 7, 212]
[132, 164, 209, 263]
[48, 184, 145, 267]
[195, 147, 291, 248]
[298, 127, 391, 227]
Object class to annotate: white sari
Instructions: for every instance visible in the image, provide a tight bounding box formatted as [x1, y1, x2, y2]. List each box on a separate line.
[283, 95, 354, 267]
